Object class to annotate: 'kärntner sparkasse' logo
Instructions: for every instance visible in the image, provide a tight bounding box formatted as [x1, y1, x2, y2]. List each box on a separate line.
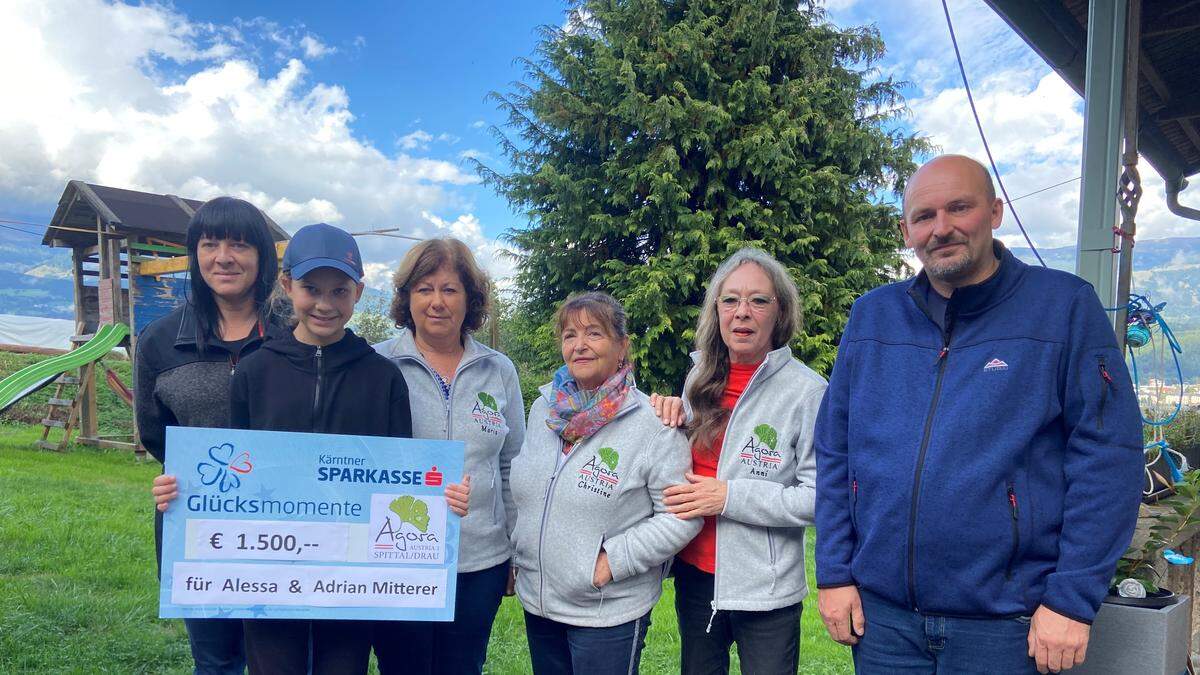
[196, 443, 253, 493]
[369, 493, 447, 564]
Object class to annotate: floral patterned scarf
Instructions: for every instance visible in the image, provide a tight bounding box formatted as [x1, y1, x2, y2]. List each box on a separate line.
[545, 362, 635, 445]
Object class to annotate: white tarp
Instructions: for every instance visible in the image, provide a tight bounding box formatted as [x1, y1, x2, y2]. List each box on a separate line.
[0, 314, 76, 350]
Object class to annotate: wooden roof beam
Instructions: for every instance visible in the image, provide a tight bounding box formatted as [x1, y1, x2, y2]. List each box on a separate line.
[70, 181, 122, 228]
[1137, 52, 1200, 160]
[1141, 4, 1200, 38]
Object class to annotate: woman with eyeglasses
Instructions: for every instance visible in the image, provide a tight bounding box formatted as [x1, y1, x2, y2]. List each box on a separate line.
[650, 248, 828, 674]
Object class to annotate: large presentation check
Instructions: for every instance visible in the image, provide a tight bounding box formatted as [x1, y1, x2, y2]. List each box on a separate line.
[159, 427, 464, 621]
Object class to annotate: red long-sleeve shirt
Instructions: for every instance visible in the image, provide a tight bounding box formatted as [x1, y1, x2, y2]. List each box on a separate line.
[677, 361, 759, 573]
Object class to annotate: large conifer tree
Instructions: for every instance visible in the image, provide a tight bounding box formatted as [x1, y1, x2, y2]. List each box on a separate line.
[482, 0, 929, 392]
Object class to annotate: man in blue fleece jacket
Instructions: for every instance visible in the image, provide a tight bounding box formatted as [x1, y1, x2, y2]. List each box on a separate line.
[814, 155, 1143, 674]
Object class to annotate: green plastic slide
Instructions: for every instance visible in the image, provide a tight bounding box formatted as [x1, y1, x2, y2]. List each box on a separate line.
[0, 323, 130, 416]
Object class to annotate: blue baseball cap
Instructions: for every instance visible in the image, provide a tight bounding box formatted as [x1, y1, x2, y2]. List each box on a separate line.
[282, 223, 364, 282]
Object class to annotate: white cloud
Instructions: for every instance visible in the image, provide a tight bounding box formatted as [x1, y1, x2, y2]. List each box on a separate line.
[908, 71, 1086, 248]
[397, 130, 462, 152]
[362, 262, 396, 291]
[470, 120, 487, 129]
[349, 212, 518, 293]
[398, 130, 434, 151]
[422, 212, 518, 284]
[459, 149, 491, 161]
[820, 0, 861, 11]
[0, 0, 512, 284]
[827, 0, 1193, 253]
[299, 35, 335, 59]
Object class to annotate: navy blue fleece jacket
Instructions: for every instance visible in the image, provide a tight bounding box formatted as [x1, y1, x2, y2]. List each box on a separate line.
[814, 243, 1143, 624]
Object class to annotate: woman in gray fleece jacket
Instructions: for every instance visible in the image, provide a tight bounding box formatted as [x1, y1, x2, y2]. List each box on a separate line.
[510, 292, 701, 675]
[371, 238, 526, 675]
[653, 248, 827, 674]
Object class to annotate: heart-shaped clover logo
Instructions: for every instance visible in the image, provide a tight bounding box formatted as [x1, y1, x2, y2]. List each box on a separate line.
[196, 443, 253, 493]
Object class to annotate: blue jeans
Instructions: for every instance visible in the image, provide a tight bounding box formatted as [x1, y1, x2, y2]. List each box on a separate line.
[183, 618, 245, 675]
[374, 561, 509, 674]
[524, 610, 651, 675]
[854, 590, 1038, 674]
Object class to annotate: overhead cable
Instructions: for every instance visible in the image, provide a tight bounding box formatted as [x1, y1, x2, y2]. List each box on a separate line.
[941, 0, 1047, 266]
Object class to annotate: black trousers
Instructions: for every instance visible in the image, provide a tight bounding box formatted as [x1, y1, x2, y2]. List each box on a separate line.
[373, 561, 509, 675]
[243, 619, 370, 675]
[673, 560, 802, 675]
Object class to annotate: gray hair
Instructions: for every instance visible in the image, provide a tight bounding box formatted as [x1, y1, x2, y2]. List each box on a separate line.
[686, 248, 802, 446]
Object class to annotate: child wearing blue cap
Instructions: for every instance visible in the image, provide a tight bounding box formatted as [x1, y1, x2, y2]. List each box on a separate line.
[228, 223, 470, 674]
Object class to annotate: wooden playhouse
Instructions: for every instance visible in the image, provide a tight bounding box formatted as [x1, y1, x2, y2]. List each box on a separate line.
[38, 180, 289, 452]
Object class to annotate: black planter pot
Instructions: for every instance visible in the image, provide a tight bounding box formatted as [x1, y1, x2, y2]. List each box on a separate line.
[1104, 587, 1179, 609]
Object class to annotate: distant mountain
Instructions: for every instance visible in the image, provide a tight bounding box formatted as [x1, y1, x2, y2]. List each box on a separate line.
[1009, 237, 1200, 329]
[0, 226, 391, 320]
[0, 225, 1196, 330]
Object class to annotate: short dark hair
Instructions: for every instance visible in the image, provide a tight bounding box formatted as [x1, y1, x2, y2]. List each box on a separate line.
[554, 291, 628, 340]
[389, 238, 492, 334]
[185, 197, 279, 351]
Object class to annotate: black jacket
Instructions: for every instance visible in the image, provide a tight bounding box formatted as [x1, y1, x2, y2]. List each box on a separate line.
[230, 328, 412, 438]
[134, 304, 273, 463]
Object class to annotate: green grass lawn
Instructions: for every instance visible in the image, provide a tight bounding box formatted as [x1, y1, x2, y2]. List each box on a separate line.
[0, 347, 851, 672]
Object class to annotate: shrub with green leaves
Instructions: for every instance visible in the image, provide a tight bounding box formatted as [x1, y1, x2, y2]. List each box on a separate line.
[1116, 470, 1200, 593]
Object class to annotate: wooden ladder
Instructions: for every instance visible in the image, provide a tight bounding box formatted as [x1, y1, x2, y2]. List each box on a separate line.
[36, 361, 95, 452]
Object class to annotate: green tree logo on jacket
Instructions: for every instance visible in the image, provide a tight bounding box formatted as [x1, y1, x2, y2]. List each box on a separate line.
[477, 392, 498, 410]
[740, 424, 783, 476]
[472, 392, 505, 435]
[598, 447, 619, 471]
[578, 447, 621, 498]
[753, 424, 777, 451]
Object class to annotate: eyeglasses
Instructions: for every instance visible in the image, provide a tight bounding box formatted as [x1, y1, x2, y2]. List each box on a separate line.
[717, 294, 776, 313]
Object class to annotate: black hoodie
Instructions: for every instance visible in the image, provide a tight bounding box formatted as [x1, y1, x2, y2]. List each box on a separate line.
[230, 327, 412, 438]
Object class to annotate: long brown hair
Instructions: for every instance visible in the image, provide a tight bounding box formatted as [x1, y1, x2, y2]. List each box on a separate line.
[685, 248, 802, 449]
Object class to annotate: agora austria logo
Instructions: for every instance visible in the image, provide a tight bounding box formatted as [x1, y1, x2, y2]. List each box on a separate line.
[368, 493, 448, 562]
[196, 443, 253, 493]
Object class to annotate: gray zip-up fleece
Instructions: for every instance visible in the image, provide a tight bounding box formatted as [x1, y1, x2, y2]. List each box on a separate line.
[374, 329, 525, 573]
[683, 345, 827, 612]
[511, 385, 701, 627]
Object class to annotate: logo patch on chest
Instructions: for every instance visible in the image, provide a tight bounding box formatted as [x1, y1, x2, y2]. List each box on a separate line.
[471, 392, 505, 435]
[739, 424, 782, 477]
[578, 447, 620, 498]
[983, 358, 1009, 372]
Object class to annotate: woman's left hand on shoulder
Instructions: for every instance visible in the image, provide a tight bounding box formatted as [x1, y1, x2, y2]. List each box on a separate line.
[445, 476, 471, 517]
[649, 393, 686, 428]
[662, 472, 727, 519]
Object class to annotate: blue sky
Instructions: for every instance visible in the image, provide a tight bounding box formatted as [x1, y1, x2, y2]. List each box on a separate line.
[0, 0, 1193, 289]
[170, 0, 564, 233]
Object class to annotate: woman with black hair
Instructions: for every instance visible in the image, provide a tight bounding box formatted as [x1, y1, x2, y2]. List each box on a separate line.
[137, 196, 280, 675]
